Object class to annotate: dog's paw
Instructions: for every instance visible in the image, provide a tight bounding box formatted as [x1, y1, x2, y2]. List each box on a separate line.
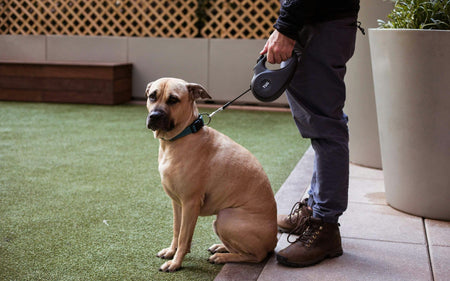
[157, 247, 177, 259]
[159, 260, 181, 272]
[208, 244, 229, 254]
[208, 253, 228, 264]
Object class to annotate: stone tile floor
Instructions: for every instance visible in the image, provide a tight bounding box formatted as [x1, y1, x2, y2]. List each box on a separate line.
[215, 147, 450, 281]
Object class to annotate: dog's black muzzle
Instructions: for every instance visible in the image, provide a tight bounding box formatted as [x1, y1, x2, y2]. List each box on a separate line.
[146, 110, 173, 131]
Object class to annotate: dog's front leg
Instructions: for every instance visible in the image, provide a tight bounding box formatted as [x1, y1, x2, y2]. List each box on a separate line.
[159, 200, 200, 272]
[157, 200, 181, 259]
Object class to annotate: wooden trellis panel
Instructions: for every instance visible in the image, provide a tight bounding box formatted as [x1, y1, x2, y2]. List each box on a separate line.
[0, 0, 281, 39]
[0, 0, 199, 37]
[201, 0, 280, 39]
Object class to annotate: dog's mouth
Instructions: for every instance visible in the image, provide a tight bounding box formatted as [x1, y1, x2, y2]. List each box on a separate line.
[146, 111, 175, 132]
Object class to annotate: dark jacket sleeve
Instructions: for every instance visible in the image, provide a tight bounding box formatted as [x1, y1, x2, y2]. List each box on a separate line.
[273, 0, 308, 40]
[273, 0, 360, 40]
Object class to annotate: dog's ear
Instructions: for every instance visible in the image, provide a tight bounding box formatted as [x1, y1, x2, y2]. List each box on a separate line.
[145, 82, 153, 97]
[186, 83, 212, 100]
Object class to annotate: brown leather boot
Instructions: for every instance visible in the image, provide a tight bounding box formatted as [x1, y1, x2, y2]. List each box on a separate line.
[277, 198, 313, 234]
[276, 217, 343, 267]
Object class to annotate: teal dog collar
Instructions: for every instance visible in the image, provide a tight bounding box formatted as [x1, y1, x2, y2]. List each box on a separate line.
[168, 115, 204, 141]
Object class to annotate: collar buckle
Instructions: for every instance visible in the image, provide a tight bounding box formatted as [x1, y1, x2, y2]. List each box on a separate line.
[189, 115, 204, 133]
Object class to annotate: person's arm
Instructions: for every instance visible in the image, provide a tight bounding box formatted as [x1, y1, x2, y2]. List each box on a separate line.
[260, 30, 295, 64]
[274, 0, 306, 40]
[261, 0, 306, 64]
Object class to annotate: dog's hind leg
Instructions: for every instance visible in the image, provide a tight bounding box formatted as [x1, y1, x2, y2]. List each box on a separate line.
[208, 220, 229, 254]
[208, 208, 276, 264]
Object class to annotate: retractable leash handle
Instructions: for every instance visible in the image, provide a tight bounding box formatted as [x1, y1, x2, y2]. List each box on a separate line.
[251, 52, 298, 102]
[204, 52, 298, 124]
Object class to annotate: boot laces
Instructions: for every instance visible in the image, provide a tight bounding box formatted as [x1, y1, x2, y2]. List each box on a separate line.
[287, 199, 308, 225]
[297, 221, 322, 247]
[287, 201, 301, 225]
[287, 217, 324, 247]
[287, 215, 311, 243]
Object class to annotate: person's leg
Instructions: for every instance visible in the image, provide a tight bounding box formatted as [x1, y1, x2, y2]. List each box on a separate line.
[277, 16, 357, 267]
[310, 137, 349, 223]
[286, 16, 356, 222]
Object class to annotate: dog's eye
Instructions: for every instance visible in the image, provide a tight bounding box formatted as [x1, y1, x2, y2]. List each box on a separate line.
[167, 96, 180, 105]
[148, 91, 157, 102]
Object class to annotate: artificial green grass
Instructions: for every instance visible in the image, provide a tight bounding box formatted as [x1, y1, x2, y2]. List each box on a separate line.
[0, 101, 309, 281]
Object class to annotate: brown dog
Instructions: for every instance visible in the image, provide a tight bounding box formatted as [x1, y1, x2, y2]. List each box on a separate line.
[146, 78, 277, 272]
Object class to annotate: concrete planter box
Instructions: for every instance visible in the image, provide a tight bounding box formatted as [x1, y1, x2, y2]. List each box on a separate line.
[369, 29, 450, 220]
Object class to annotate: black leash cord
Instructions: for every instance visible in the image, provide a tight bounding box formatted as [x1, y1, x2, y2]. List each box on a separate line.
[219, 87, 251, 112]
[203, 87, 251, 124]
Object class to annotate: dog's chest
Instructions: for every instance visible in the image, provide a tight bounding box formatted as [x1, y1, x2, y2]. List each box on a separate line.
[158, 152, 178, 184]
[158, 147, 202, 193]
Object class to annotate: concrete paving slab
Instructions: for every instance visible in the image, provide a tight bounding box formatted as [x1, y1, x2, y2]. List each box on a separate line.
[348, 176, 386, 205]
[275, 147, 314, 215]
[425, 219, 450, 281]
[429, 245, 450, 281]
[258, 234, 432, 281]
[340, 202, 426, 244]
[425, 219, 450, 246]
[214, 261, 267, 281]
[349, 164, 384, 180]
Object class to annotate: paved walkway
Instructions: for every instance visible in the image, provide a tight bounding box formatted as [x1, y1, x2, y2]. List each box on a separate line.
[215, 147, 450, 281]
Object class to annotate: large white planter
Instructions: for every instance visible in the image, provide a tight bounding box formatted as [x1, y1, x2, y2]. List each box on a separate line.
[369, 29, 450, 220]
[345, 0, 393, 169]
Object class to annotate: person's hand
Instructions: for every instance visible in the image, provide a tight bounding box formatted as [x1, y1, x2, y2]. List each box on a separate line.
[260, 30, 296, 64]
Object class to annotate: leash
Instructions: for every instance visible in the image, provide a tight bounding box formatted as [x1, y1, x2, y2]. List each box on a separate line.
[201, 52, 298, 125]
[201, 87, 251, 125]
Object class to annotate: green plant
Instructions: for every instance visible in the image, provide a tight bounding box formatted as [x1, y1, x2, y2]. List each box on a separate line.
[195, 0, 211, 37]
[378, 0, 450, 29]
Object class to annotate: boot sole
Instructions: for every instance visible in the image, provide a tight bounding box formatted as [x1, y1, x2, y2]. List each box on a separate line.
[276, 249, 343, 268]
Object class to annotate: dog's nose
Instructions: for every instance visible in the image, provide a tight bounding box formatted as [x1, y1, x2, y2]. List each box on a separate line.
[149, 111, 163, 121]
[147, 111, 164, 130]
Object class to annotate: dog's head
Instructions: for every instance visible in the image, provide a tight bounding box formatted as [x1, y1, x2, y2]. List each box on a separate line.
[145, 78, 211, 140]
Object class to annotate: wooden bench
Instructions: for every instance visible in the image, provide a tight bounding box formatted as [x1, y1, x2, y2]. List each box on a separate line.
[0, 61, 132, 105]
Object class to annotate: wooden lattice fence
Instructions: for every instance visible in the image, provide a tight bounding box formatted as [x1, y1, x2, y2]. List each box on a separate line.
[0, 0, 280, 39]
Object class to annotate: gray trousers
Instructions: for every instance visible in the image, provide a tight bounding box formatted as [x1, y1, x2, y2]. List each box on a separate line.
[285, 17, 358, 223]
